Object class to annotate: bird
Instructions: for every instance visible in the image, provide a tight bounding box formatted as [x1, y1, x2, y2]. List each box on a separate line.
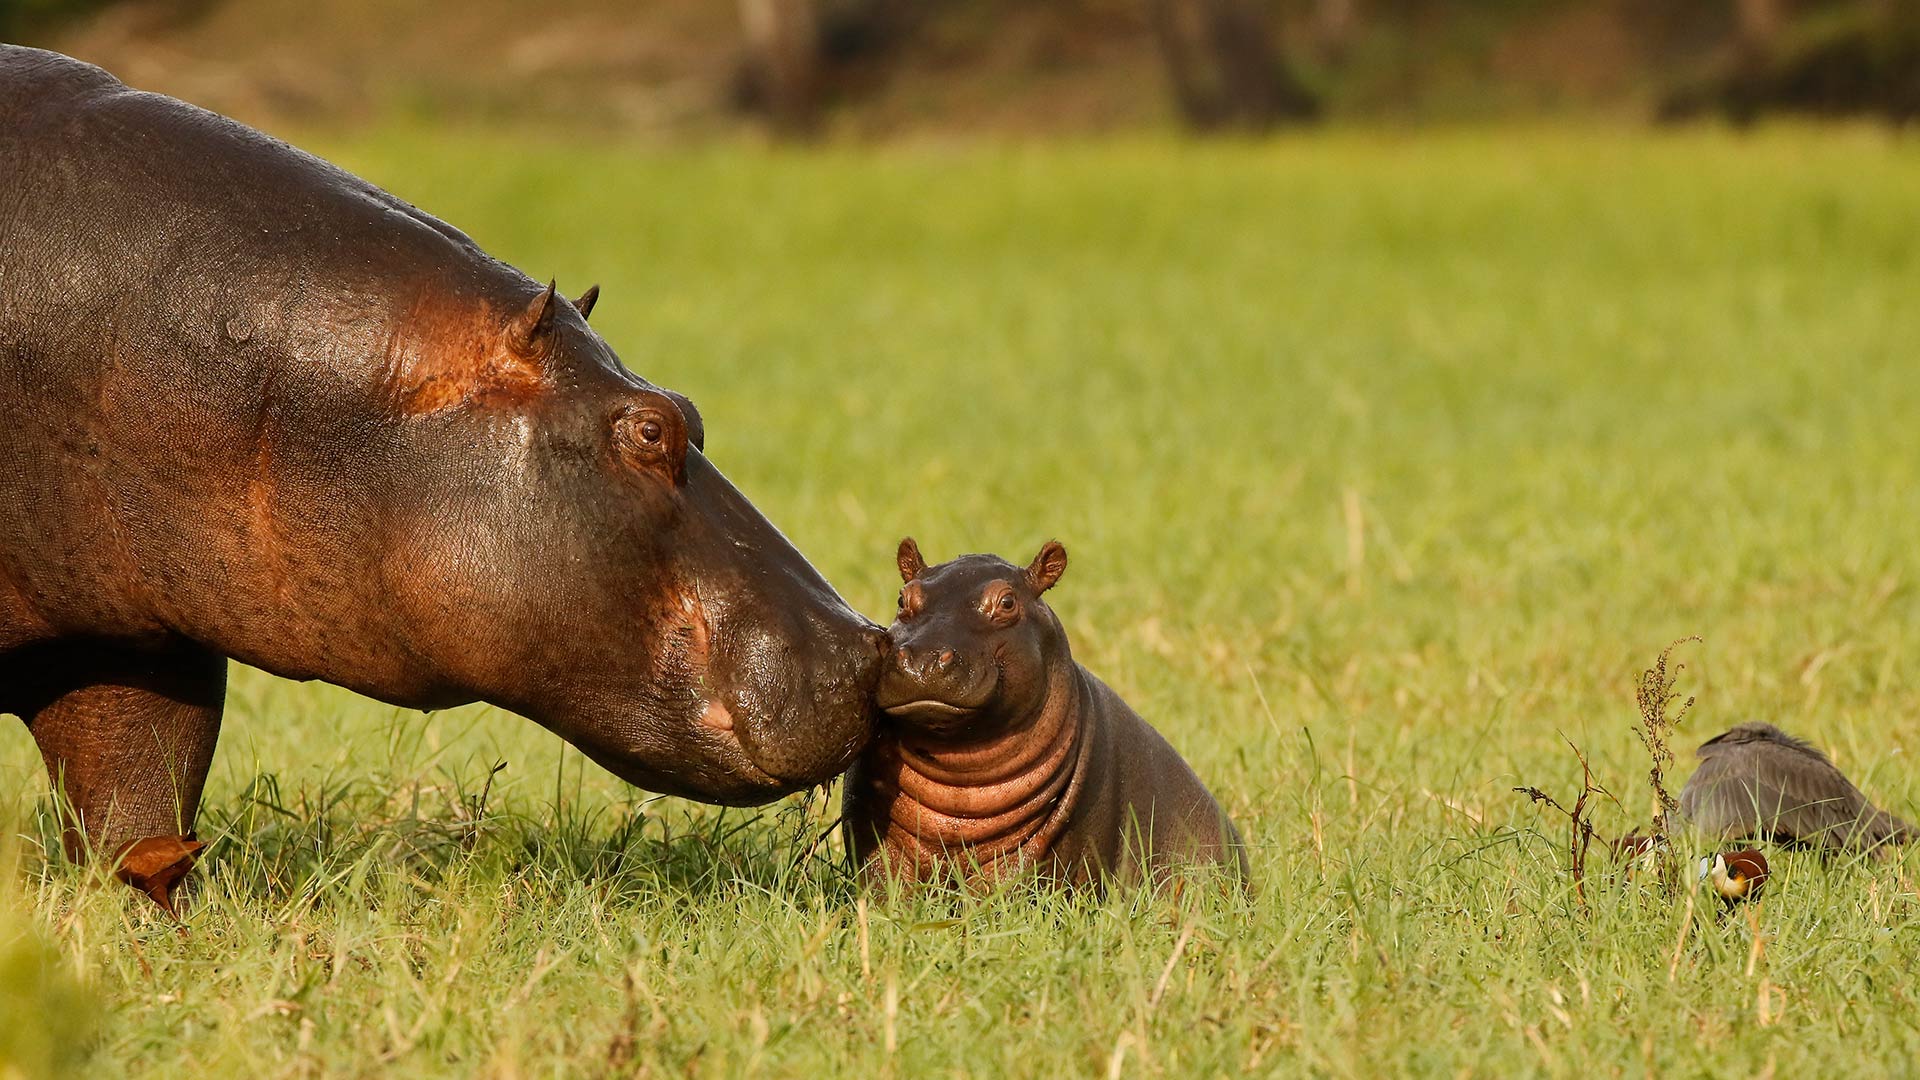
[1609, 833, 1665, 880]
[1699, 849, 1769, 906]
[1612, 833, 1661, 859]
[1678, 723, 1913, 851]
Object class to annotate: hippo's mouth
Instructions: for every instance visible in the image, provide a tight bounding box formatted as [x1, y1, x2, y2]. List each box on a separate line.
[570, 709, 792, 805]
[546, 685, 866, 805]
[874, 695, 1002, 740]
[875, 666, 998, 722]
[884, 699, 970, 716]
[647, 593, 857, 797]
[696, 721, 798, 800]
[882, 699, 975, 721]
[705, 672, 874, 793]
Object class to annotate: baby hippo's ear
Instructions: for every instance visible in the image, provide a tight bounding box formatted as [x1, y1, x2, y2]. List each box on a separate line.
[1026, 540, 1068, 594]
[897, 537, 927, 582]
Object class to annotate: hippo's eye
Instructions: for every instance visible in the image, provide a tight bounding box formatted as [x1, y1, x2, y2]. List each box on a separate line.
[613, 402, 688, 487]
[988, 589, 1020, 624]
[897, 592, 906, 609]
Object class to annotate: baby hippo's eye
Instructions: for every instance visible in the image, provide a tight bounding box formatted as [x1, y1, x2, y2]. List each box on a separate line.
[897, 592, 906, 609]
[983, 583, 1020, 623]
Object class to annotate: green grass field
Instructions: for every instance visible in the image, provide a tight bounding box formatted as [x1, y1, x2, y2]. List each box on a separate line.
[5, 126, 1920, 1078]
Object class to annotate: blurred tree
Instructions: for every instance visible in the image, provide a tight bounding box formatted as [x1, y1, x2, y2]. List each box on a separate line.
[1660, 0, 1918, 126]
[1726, 0, 1788, 123]
[738, 0, 822, 136]
[1315, 0, 1358, 65]
[1734, 0, 1786, 69]
[1148, 0, 1318, 130]
[733, 0, 917, 137]
[0, 0, 114, 38]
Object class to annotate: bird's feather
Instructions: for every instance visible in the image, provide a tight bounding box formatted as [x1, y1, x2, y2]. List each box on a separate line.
[1679, 723, 1912, 848]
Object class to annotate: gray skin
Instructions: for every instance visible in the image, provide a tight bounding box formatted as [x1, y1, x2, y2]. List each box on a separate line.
[1680, 723, 1913, 850]
[842, 539, 1246, 888]
[0, 47, 884, 878]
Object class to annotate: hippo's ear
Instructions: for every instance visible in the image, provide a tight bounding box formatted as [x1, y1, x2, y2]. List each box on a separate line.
[1025, 540, 1067, 594]
[897, 537, 927, 582]
[390, 287, 561, 415]
[506, 281, 560, 358]
[573, 284, 600, 321]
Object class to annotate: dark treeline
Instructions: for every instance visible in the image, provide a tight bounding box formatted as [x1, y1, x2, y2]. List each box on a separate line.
[9, 0, 1916, 134]
[734, 0, 1917, 134]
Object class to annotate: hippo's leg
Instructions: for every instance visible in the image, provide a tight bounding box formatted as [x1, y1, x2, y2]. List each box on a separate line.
[22, 639, 224, 900]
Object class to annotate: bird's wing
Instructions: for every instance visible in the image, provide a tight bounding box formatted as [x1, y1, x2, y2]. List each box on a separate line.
[1680, 736, 1872, 846]
[1856, 804, 1916, 846]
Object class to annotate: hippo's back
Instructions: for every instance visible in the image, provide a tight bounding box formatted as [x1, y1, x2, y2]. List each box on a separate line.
[0, 46, 524, 651]
[1, 45, 501, 327]
[1068, 671, 1248, 883]
[0, 43, 116, 117]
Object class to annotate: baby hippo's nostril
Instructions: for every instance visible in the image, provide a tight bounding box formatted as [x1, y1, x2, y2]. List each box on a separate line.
[896, 646, 910, 666]
[937, 649, 955, 668]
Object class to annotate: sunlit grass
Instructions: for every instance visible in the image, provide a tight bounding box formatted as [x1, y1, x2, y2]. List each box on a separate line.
[4, 126, 1920, 1076]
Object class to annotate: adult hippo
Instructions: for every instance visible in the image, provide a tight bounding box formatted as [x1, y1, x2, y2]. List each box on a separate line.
[0, 47, 883, 896]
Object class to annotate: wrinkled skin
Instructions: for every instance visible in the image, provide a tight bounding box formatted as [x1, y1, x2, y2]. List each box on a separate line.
[843, 538, 1246, 888]
[0, 48, 883, 890]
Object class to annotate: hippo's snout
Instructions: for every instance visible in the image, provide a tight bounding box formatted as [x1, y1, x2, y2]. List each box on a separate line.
[894, 644, 958, 682]
[721, 614, 885, 787]
[875, 638, 998, 730]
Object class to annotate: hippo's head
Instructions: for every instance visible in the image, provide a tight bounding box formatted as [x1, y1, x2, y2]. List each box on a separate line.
[876, 538, 1070, 740]
[383, 283, 884, 804]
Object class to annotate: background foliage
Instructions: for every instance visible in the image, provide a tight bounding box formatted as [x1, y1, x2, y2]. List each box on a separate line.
[9, 0, 1915, 135]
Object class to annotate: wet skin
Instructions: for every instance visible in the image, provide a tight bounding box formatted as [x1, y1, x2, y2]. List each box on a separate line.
[843, 539, 1247, 888]
[0, 47, 884, 893]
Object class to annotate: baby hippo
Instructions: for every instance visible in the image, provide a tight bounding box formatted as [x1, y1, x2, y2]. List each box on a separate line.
[843, 538, 1246, 888]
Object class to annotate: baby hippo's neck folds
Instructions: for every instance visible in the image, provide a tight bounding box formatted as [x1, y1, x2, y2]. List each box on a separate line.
[873, 669, 1084, 879]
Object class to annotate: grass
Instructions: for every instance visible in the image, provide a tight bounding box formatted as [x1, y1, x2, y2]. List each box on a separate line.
[6, 124, 1920, 1077]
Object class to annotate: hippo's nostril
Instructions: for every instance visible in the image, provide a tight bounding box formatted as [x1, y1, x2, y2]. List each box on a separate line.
[937, 649, 954, 668]
[896, 647, 910, 666]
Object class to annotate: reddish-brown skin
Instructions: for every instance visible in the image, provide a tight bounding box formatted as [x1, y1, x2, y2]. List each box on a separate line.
[843, 539, 1246, 888]
[0, 47, 884, 901]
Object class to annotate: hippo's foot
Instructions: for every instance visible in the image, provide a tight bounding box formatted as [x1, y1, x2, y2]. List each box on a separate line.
[16, 638, 225, 914]
[112, 835, 206, 916]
